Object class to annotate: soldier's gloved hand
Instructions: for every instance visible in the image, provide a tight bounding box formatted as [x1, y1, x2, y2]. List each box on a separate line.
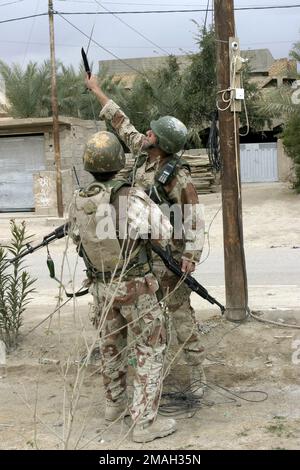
[181, 258, 196, 274]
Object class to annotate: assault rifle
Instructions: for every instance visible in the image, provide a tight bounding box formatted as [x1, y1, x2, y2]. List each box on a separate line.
[8, 222, 88, 298]
[9, 223, 225, 313]
[149, 241, 225, 315]
[9, 223, 69, 265]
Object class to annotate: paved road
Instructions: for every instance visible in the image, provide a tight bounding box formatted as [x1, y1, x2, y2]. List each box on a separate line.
[194, 246, 300, 286]
[21, 244, 300, 292]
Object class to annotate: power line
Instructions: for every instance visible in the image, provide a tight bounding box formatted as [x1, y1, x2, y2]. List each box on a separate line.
[91, 0, 170, 56]
[57, 12, 161, 79]
[1, 4, 300, 24]
[0, 0, 25, 7]
[0, 13, 48, 24]
[56, 12, 178, 112]
[55, 4, 300, 14]
[0, 38, 296, 47]
[56, 0, 217, 5]
[0, 39, 194, 48]
[204, 0, 210, 30]
[21, 0, 41, 68]
[54, 0, 300, 6]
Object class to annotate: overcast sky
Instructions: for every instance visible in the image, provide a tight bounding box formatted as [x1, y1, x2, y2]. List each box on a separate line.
[0, 0, 299, 70]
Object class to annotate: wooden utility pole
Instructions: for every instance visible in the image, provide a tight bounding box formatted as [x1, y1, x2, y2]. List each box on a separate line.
[48, 0, 63, 218]
[214, 0, 248, 321]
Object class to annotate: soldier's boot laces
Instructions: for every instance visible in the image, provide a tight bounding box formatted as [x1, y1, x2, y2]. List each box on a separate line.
[184, 351, 207, 398]
[132, 417, 177, 443]
[105, 398, 129, 422]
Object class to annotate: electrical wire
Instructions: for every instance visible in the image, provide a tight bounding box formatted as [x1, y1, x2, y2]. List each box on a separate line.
[0, 12, 48, 24]
[0, 39, 193, 49]
[159, 380, 268, 417]
[54, 0, 300, 5]
[57, 12, 178, 112]
[21, 0, 41, 69]
[248, 308, 300, 330]
[54, 4, 300, 15]
[207, 110, 221, 172]
[199, 205, 222, 265]
[1, 3, 300, 24]
[203, 0, 210, 30]
[91, 0, 171, 56]
[0, 0, 25, 6]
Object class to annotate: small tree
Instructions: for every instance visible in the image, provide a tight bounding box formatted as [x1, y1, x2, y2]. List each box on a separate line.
[0, 220, 36, 350]
[282, 111, 300, 192]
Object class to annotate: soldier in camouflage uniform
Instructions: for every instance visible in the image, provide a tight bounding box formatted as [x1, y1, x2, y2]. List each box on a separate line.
[69, 131, 177, 443]
[85, 75, 206, 396]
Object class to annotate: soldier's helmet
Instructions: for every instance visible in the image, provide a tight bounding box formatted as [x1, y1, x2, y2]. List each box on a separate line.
[83, 131, 125, 173]
[150, 116, 188, 154]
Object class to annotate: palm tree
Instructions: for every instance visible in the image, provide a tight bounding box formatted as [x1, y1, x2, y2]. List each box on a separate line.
[0, 60, 127, 120]
[0, 61, 51, 118]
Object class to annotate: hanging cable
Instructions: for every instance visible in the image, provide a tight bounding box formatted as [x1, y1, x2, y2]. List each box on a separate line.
[21, 0, 41, 69]
[159, 380, 268, 417]
[1, 4, 300, 24]
[0, 0, 25, 6]
[207, 109, 221, 172]
[54, 4, 300, 15]
[0, 12, 48, 24]
[92, 0, 171, 56]
[56, 12, 177, 112]
[203, 0, 210, 31]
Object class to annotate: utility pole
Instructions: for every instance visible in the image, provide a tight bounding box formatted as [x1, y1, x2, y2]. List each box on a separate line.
[48, 0, 63, 218]
[214, 0, 248, 321]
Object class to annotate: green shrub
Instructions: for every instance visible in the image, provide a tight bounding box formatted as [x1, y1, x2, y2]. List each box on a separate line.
[0, 220, 36, 350]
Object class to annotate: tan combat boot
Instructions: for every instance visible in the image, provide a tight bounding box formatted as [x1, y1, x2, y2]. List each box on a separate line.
[132, 417, 177, 443]
[105, 398, 129, 422]
[184, 351, 207, 398]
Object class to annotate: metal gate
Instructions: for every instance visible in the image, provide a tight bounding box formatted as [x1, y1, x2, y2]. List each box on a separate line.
[0, 135, 45, 211]
[240, 142, 278, 183]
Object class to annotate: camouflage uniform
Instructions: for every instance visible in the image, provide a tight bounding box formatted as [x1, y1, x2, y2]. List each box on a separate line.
[69, 184, 172, 426]
[99, 101, 205, 366]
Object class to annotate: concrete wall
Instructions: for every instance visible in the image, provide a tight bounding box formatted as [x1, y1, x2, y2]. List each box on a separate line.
[277, 139, 296, 183]
[41, 119, 106, 215]
[33, 169, 73, 216]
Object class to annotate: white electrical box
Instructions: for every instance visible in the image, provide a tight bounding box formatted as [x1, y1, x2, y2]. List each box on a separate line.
[234, 88, 245, 100]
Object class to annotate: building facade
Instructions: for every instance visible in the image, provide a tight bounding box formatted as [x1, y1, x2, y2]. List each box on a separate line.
[0, 117, 105, 215]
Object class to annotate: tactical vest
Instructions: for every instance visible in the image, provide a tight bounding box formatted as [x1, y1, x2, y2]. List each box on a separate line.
[72, 179, 149, 278]
[130, 153, 191, 207]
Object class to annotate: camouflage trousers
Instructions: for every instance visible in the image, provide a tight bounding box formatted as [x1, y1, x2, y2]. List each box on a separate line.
[152, 259, 205, 362]
[90, 274, 166, 426]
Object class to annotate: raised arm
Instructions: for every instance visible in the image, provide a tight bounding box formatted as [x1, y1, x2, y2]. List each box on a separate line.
[85, 74, 109, 107]
[85, 74, 145, 155]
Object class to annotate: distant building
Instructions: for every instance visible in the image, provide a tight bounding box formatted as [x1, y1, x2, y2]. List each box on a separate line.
[99, 49, 298, 90]
[99, 55, 190, 89]
[242, 49, 297, 89]
[99, 49, 296, 185]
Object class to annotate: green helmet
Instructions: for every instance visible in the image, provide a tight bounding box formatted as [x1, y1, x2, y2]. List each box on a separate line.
[150, 116, 187, 154]
[83, 131, 125, 173]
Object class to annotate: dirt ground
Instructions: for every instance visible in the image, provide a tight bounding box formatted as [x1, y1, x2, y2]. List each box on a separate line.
[0, 182, 300, 450]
